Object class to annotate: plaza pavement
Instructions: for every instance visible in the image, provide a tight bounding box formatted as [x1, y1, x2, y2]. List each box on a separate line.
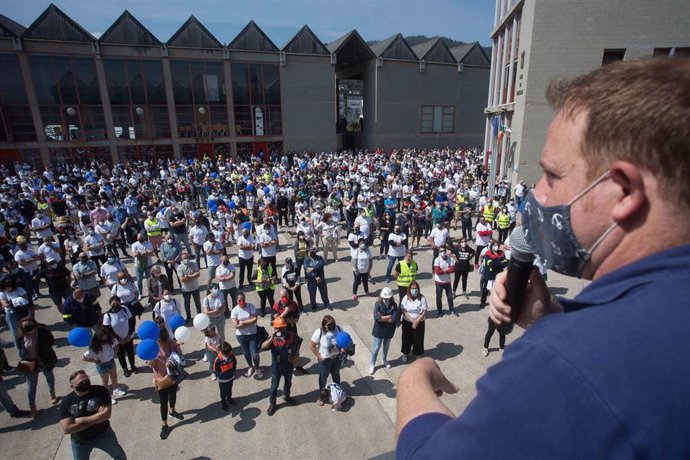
[0, 225, 587, 459]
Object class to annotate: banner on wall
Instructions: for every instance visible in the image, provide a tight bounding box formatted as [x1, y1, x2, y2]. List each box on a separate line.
[254, 107, 265, 136]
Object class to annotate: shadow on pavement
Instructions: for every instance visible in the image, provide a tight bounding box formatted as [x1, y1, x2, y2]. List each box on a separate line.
[425, 342, 464, 361]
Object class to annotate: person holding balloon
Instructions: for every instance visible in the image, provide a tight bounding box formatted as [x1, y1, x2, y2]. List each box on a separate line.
[81, 326, 126, 405]
[146, 318, 184, 440]
[309, 315, 346, 402]
[153, 289, 183, 335]
[103, 295, 137, 377]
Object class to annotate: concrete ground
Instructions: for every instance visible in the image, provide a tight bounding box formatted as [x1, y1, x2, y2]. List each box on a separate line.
[0, 226, 586, 459]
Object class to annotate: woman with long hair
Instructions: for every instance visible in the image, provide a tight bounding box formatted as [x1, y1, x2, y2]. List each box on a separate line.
[400, 281, 427, 362]
[150, 317, 184, 440]
[82, 326, 126, 404]
[17, 316, 58, 418]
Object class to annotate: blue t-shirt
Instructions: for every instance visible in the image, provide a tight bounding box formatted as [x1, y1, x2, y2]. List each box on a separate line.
[397, 244, 690, 459]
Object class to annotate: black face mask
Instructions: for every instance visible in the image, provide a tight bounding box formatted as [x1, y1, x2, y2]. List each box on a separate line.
[74, 380, 91, 393]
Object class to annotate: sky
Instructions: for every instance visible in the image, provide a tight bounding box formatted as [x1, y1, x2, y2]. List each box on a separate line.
[1, 0, 495, 46]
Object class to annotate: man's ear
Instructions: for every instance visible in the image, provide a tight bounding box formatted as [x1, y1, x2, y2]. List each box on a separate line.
[608, 161, 647, 222]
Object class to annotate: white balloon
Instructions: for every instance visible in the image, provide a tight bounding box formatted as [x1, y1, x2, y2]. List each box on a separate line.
[174, 326, 191, 343]
[193, 313, 210, 330]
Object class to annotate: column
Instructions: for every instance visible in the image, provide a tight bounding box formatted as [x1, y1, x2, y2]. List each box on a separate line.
[492, 33, 504, 107]
[223, 60, 237, 159]
[506, 17, 518, 105]
[494, 0, 501, 29]
[93, 58, 118, 164]
[498, 27, 510, 105]
[487, 37, 498, 108]
[16, 52, 50, 167]
[161, 58, 180, 158]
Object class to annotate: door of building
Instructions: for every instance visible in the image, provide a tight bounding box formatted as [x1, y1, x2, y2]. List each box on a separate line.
[252, 142, 268, 163]
[198, 143, 214, 159]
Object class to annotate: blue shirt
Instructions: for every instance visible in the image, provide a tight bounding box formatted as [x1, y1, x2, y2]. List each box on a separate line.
[397, 244, 690, 459]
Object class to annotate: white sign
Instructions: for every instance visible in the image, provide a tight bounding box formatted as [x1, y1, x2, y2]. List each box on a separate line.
[254, 107, 265, 136]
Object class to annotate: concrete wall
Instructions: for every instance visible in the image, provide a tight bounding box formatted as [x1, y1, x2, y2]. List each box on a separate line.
[511, 0, 690, 185]
[281, 54, 336, 152]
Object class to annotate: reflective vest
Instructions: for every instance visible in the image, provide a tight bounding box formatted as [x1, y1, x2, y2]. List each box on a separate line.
[145, 218, 161, 236]
[397, 260, 418, 288]
[256, 266, 275, 291]
[497, 213, 510, 229]
[482, 205, 495, 222]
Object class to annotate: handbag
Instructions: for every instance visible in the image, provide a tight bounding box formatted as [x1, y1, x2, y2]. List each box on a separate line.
[17, 360, 36, 374]
[256, 325, 269, 343]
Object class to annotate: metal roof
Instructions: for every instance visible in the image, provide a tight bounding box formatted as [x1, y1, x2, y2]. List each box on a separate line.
[22, 3, 94, 42]
[327, 30, 374, 56]
[412, 37, 456, 63]
[370, 33, 417, 61]
[227, 20, 278, 52]
[0, 14, 26, 38]
[99, 10, 161, 46]
[167, 15, 223, 49]
[453, 42, 491, 66]
[282, 25, 328, 55]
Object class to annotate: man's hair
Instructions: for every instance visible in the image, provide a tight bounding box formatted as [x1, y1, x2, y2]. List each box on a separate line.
[546, 58, 690, 206]
[69, 369, 87, 382]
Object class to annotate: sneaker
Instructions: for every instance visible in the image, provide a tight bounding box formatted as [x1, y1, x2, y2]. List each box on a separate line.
[283, 395, 296, 405]
[203, 354, 208, 362]
[438, 311, 444, 318]
[300, 310, 308, 316]
[452, 308, 459, 317]
[211, 374, 217, 381]
[464, 292, 469, 299]
[111, 398, 118, 405]
[368, 365, 375, 375]
[352, 294, 358, 301]
[169, 411, 184, 420]
[482, 348, 489, 357]
[10, 409, 30, 418]
[255, 368, 264, 379]
[123, 369, 132, 378]
[160, 425, 170, 440]
[228, 397, 236, 405]
[311, 306, 317, 312]
[131, 366, 139, 374]
[244, 367, 255, 378]
[112, 388, 126, 397]
[267, 404, 277, 416]
[401, 354, 408, 363]
[221, 401, 229, 412]
[383, 362, 392, 369]
[317, 399, 325, 406]
[295, 366, 308, 375]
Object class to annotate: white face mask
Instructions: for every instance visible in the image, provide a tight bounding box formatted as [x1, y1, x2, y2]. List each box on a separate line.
[163, 294, 171, 302]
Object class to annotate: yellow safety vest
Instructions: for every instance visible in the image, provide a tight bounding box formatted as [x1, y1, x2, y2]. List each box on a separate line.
[256, 266, 275, 291]
[483, 205, 495, 222]
[397, 260, 418, 288]
[497, 213, 510, 229]
[145, 218, 161, 236]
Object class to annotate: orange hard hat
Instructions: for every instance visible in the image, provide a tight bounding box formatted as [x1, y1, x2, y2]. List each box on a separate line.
[273, 316, 287, 328]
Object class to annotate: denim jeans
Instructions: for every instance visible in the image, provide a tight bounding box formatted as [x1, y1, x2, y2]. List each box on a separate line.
[0, 379, 19, 415]
[221, 287, 238, 312]
[205, 348, 217, 372]
[181, 289, 201, 320]
[174, 231, 192, 255]
[193, 244, 206, 268]
[71, 426, 127, 460]
[207, 265, 218, 284]
[435, 283, 454, 313]
[5, 310, 21, 349]
[370, 336, 392, 366]
[134, 266, 151, 296]
[318, 357, 341, 391]
[269, 366, 293, 404]
[236, 333, 260, 368]
[385, 255, 403, 282]
[307, 278, 330, 310]
[26, 366, 56, 406]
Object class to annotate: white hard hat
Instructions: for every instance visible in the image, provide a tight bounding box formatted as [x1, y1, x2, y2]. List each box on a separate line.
[381, 287, 393, 299]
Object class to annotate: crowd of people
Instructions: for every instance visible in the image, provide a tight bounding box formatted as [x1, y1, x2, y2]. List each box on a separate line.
[0, 146, 529, 455]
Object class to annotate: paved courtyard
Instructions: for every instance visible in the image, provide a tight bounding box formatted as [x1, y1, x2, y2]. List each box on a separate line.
[0, 227, 586, 459]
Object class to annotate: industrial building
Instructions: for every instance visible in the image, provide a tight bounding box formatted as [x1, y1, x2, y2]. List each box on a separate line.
[484, 0, 690, 190]
[0, 4, 490, 167]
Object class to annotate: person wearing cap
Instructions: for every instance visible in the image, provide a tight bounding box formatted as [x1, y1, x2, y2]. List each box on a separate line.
[370, 287, 398, 375]
[261, 315, 298, 416]
[304, 247, 330, 312]
[33, 257, 71, 312]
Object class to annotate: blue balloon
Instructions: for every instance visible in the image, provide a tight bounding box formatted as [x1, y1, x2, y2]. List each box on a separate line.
[137, 320, 160, 341]
[263, 187, 270, 195]
[336, 331, 352, 348]
[137, 339, 160, 360]
[169, 315, 185, 332]
[242, 221, 252, 230]
[247, 184, 255, 192]
[46, 184, 55, 192]
[68, 327, 91, 347]
[228, 200, 236, 210]
[211, 172, 218, 179]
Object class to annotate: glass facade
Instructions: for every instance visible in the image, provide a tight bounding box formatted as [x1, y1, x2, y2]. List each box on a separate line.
[171, 60, 228, 138]
[104, 58, 170, 139]
[29, 55, 106, 141]
[231, 63, 282, 137]
[0, 54, 36, 142]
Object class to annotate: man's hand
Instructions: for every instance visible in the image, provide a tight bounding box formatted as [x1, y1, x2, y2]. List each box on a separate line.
[488, 268, 562, 329]
[396, 358, 459, 437]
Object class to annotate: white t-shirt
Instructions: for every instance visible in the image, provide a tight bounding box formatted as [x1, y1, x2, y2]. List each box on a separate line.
[131, 241, 154, 266]
[258, 232, 277, 257]
[203, 240, 222, 267]
[230, 303, 258, 335]
[401, 295, 427, 321]
[31, 216, 53, 238]
[433, 256, 454, 284]
[189, 225, 209, 245]
[111, 281, 138, 304]
[348, 232, 363, 258]
[202, 294, 225, 315]
[354, 215, 371, 237]
[100, 261, 127, 287]
[154, 298, 182, 333]
[216, 263, 237, 290]
[39, 242, 62, 264]
[103, 306, 132, 340]
[311, 326, 341, 359]
[14, 248, 39, 273]
[475, 221, 493, 246]
[84, 233, 106, 256]
[429, 227, 449, 248]
[0, 287, 29, 313]
[388, 232, 407, 258]
[83, 338, 118, 363]
[236, 235, 255, 260]
[354, 248, 371, 273]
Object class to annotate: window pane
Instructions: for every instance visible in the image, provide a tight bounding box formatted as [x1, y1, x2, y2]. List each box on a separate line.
[104, 59, 129, 104]
[171, 61, 192, 104]
[234, 105, 251, 136]
[267, 106, 282, 135]
[263, 65, 280, 105]
[142, 60, 166, 104]
[204, 62, 225, 103]
[73, 58, 101, 104]
[41, 106, 65, 140]
[0, 54, 28, 104]
[151, 106, 170, 138]
[231, 64, 249, 104]
[54, 57, 78, 104]
[433, 106, 443, 133]
[5, 106, 36, 141]
[191, 61, 206, 104]
[81, 105, 106, 140]
[127, 60, 146, 104]
[249, 64, 261, 104]
[30, 56, 59, 104]
[112, 106, 134, 139]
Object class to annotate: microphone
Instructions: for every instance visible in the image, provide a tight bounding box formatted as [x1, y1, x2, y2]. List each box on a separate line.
[497, 226, 535, 335]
